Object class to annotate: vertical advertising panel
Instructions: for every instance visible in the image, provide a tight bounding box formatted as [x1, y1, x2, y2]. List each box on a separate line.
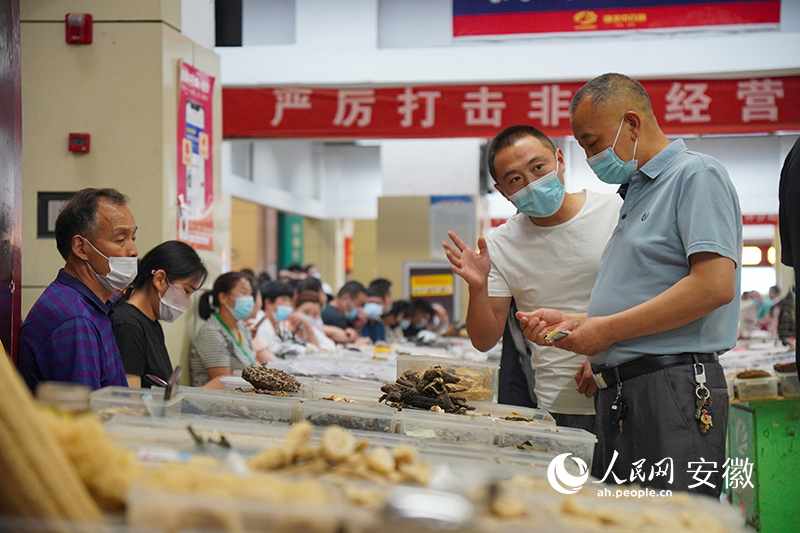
[177, 61, 215, 250]
[278, 212, 304, 269]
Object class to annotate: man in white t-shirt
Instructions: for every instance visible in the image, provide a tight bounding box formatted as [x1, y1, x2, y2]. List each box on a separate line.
[443, 125, 621, 431]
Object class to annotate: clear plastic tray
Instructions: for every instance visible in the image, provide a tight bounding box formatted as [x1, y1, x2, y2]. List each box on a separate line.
[495, 421, 597, 469]
[89, 386, 152, 421]
[297, 399, 397, 433]
[734, 376, 779, 401]
[105, 414, 293, 455]
[397, 409, 496, 445]
[126, 482, 343, 533]
[396, 354, 499, 402]
[778, 372, 799, 398]
[307, 382, 382, 405]
[180, 387, 299, 423]
[468, 401, 555, 425]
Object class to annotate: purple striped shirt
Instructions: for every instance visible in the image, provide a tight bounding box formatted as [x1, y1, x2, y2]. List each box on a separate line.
[17, 269, 128, 392]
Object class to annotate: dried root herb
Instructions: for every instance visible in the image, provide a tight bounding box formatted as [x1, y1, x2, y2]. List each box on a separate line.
[242, 366, 301, 392]
[232, 387, 291, 397]
[379, 366, 474, 414]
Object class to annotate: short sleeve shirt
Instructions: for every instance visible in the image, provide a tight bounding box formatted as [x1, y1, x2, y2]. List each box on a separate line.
[588, 140, 743, 367]
[113, 301, 173, 386]
[485, 190, 622, 414]
[17, 269, 128, 392]
[321, 304, 351, 329]
[189, 314, 256, 387]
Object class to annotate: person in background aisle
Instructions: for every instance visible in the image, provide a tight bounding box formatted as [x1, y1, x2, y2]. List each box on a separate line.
[189, 272, 264, 386]
[773, 287, 795, 347]
[321, 281, 366, 342]
[520, 73, 741, 495]
[292, 290, 337, 352]
[403, 298, 436, 340]
[18, 188, 138, 392]
[306, 264, 334, 297]
[299, 276, 328, 307]
[382, 300, 414, 344]
[114, 241, 207, 388]
[429, 303, 451, 335]
[778, 136, 800, 378]
[242, 273, 275, 364]
[368, 278, 393, 313]
[360, 286, 387, 343]
[443, 124, 621, 432]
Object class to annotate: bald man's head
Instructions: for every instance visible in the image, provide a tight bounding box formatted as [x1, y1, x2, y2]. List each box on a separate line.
[570, 73, 653, 117]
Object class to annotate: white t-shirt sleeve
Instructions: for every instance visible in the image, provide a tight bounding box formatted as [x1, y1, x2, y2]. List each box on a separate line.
[485, 235, 513, 298]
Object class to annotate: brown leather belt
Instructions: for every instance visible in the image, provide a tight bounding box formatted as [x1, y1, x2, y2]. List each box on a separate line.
[591, 352, 720, 389]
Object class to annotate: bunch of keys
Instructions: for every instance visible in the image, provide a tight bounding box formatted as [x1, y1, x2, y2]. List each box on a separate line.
[610, 383, 626, 434]
[694, 363, 714, 434]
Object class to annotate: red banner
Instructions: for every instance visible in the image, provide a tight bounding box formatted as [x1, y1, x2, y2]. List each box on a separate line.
[453, 0, 780, 37]
[177, 62, 215, 251]
[223, 76, 800, 140]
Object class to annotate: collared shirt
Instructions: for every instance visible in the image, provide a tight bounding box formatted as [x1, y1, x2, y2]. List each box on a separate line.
[17, 269, 128, 392]
[588, 140, 742, 367]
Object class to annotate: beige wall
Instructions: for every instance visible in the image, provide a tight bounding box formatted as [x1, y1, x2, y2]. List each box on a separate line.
[230, 197, 259, 272]
[304, 217, 341, 291]
[351, 219, 378, 287]
[376, 197, 430, 295]
[20, 0, 227, 381]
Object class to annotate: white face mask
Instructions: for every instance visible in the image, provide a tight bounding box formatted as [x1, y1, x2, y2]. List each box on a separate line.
[83, 237, 137, 292]
[159, 283, 191, 323]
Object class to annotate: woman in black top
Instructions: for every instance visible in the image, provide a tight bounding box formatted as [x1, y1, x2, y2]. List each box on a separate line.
[114, 241, 207, 388]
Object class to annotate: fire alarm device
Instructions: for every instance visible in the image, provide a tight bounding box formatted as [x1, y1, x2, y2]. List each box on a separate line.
[65, 13, 93, 44]
[68, 133, 90, 153]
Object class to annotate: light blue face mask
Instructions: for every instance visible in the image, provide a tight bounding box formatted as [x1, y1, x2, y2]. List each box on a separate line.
[586, 116, 639, 185]
[507, 170, 565, 218]
[273, 304, 293, 322]
[399, 319, 411, 330]
[363, 302, 384, 321]
[414, 319, 428, 329]
[228, 296, 254, 321]
[345, 306, 359, 320]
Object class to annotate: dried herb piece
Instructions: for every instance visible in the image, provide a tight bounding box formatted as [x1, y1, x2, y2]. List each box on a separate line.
[379, 366, 474, 414]
[242, 366, 301, 392]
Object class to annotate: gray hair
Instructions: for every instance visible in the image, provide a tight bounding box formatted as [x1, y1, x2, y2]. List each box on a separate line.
[570, 73, 653, 114]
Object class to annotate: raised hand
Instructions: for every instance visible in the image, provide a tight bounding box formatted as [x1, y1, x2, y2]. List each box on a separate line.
[442, 231, 492, 289]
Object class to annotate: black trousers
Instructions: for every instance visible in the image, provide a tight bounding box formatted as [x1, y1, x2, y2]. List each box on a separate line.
[498, 299, 538, 408]
[592, 361, 728, 497]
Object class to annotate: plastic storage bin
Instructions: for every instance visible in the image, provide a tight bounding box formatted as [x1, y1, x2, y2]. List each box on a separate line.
[397, 409, 496, 445]
[297, 399, 397, 433]
[307, 382, 382, 405]
[495, 421, 597, 469]
[180, 388, 298, 423]
[89, 386, 153, 421]
[396, 354, 499, 401]
[127, 484, 343, 533]
[468, 401, 555, 425]
[778, 372, 800, 398]
[734, 376, 779, 401]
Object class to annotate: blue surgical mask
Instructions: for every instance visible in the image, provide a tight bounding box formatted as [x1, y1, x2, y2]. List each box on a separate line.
[399, 319, 411, 330]
[364, 302, 384, 321]
[432, 315, 441, 328]
[273, 304, 293, 322]
[587, 116, 639, 185]
[228, 296, 254, 321]
[345, 307, 359, 320]
[414, 320, 428, 329]
[508, 170, 565, 218]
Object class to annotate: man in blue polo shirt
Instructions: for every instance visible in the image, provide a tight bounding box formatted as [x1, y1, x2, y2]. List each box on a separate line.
[519, 73, 741, 496]
[18, 188, 138, 392]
